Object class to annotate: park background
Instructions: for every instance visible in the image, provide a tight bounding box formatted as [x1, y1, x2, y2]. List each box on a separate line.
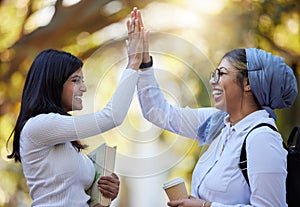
[0, 0, 299, 206]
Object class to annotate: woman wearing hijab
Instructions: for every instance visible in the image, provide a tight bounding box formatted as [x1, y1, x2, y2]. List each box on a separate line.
[130, 8, 298, 207]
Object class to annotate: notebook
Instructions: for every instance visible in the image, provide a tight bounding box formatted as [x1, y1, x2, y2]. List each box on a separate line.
[87, 144, 117, 207]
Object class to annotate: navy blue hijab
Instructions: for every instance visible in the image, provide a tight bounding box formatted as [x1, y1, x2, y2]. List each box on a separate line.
[246, 48, 297, 119]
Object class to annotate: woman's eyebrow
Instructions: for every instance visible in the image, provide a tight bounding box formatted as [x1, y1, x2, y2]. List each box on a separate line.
[217, 66, 227, 70]
[70, 74, 83, 79]
[218, 66, 228, 71]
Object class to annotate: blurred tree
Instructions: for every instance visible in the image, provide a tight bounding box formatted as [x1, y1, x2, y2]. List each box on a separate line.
[230, 0, 300, 136]
[0, 0, 299, 206]
[0, 0, 157, 118]
[0, 0, 157, 206]
[193, 0, 300, 135]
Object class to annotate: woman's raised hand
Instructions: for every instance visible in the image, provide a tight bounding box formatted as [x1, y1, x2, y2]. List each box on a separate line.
[126, 7, 150, 70]
[126, 8, 143, 70]
[134, 8, 150, 64]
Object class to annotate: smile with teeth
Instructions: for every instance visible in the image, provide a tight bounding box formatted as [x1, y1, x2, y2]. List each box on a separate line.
[74, 96, 82, 100]
[212, 89, 223, 96]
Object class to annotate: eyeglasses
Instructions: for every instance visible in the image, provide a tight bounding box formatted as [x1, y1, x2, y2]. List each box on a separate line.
[210, 67, 246, 84]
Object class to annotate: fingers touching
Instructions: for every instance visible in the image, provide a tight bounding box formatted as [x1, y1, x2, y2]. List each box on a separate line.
[126, 7, 150, 68]
[127, 7, 143, 33]
[125, 7, 145, 69]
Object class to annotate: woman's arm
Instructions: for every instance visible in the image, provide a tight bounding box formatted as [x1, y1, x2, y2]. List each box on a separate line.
[246, 128, 287, 207]
[137, 68, 215, 139]
[23, 69, 138, 146]
[23, 18, 144, 146]
[130, 7, 214, 139]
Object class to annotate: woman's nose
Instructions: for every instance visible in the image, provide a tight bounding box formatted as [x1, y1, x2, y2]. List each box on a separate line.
[80, 83, 87, 92]
[209, 78, 215, 86]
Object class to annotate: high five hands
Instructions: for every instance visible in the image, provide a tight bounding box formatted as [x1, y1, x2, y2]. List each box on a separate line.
[124, 7, 210, 207]
[126, 7, 151, 70]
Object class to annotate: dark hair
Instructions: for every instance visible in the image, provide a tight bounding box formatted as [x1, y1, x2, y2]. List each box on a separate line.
[221, 48, 248, 88]
[7, 49, 86, 162]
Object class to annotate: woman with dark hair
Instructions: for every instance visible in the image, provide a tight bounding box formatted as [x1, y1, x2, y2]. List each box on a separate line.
[130, 8, 298, 207]
[7, 18, 145, 206]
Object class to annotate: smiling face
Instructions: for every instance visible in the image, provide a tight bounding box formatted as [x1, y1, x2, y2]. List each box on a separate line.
[210, 58, 245, 114]
[61, 68, 86, 112]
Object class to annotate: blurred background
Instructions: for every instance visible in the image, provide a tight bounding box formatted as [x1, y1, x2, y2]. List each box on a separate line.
[0, 0, 299, 206]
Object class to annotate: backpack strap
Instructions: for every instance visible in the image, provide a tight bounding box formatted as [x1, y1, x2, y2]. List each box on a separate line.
[239, 123, 278, 186]
[287, 126, 300, 151]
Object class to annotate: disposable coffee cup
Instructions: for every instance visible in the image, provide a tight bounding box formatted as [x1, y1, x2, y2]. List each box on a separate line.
[163, 177, 188, 201]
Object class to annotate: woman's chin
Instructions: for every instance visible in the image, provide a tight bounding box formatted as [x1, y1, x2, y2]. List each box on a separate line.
[72, 105, 83, 111]
[214, 104, 225, 111]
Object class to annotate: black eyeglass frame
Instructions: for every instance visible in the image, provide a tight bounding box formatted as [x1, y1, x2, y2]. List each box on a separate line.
[210, 67, 251, 84]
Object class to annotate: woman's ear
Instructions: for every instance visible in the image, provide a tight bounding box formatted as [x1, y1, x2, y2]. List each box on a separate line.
[244, 78, 251, 92]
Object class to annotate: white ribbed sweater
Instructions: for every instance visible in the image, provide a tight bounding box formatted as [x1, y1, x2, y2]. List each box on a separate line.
[20, 69, 138, 206]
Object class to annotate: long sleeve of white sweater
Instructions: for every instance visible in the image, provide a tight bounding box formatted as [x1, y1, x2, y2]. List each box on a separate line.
[22, 68, 138, 146]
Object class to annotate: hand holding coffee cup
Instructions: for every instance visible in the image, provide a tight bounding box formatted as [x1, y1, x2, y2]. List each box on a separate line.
[163, 177, 188, 201]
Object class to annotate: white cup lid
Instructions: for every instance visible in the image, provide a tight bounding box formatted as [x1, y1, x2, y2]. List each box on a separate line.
[163, 177, 184, 189]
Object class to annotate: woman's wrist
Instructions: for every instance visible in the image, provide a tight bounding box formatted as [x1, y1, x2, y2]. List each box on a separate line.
[142, 53, 151, 63]
[203, 201, 211, 207]
[139, 56, 153, 69]
[127, 59, 141, 70]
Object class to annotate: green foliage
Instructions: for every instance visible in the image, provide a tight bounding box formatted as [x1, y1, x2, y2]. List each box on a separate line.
[0, 0, 299, 206]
